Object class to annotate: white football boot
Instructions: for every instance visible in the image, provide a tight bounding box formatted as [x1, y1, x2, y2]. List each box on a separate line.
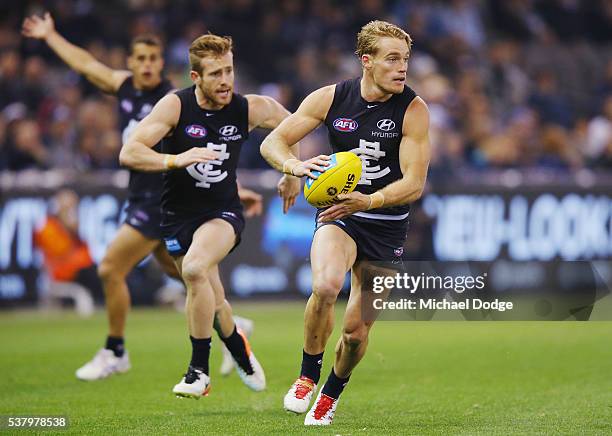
[75, 348, 131, 381]
[233, 329, 266, 391]
[304, 390, 339, 426]
[283, 376, 317, 413]
[172, 366, 211, 399]
[219, 316, 254, 376]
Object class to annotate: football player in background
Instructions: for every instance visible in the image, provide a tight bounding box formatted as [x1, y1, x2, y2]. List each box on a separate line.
[120, 33, 300, 397]
[22, 12, 261, 382]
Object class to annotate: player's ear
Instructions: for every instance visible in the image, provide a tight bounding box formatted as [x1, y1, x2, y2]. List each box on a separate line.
[190, 70, 200, 84]
[361, 54, 372, 70]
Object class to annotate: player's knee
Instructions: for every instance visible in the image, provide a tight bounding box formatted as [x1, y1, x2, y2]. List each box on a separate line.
[97, 258, 122, 284]
[181, 260, 209, 285]
[312, 272, 344, 302]
[214, 300, 227, 313]
[342, 324, 369, 350]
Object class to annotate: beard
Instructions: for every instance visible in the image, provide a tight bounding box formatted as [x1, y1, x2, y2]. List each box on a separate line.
[198, 83, 232, 107]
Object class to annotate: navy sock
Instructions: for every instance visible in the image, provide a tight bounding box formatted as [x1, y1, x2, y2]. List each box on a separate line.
[300, 350, 324, 384]
[105, 336, 124, 357]
[189, 336, 211, 375]
[321, 368, 350, 399]
[220, 326, 253, 375]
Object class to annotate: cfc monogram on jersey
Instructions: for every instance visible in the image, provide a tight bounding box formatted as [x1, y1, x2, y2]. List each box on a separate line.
[117, 77, 173, 201]
[160, 86, 249, 216]
[186, 142, 231, 188]
[324, 77, 417, 217]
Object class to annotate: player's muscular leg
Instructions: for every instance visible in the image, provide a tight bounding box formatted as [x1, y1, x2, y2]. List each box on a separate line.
[209, 266, 235, 338]
[333, 263, 381, 378]
[177, 219, 235, 338]
[305, 225, 356, 354]
[97, 224, 159, 337]
[153, 243, 182, 281]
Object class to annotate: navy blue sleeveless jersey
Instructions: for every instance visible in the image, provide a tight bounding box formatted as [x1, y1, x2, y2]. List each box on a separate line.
[117, 77, 173, 201]
[161, 86, 249, 217]
[323, 77, 417, 218]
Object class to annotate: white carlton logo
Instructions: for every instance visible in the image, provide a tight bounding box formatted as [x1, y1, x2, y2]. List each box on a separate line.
[377, 119, 395, 131]
[219, 125, 238, 136]
[350, 139, 391, 185]
[186, 142, 230, 188]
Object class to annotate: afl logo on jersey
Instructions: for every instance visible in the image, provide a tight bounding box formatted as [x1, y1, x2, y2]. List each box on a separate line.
[376, 119, 396, 131]
[333, 118, 358, 132]
[185, 124, 207, 138]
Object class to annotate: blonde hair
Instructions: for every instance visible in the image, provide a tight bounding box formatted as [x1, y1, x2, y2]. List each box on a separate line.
[355, 20, 412, 58]
[189, 34, 233, 74]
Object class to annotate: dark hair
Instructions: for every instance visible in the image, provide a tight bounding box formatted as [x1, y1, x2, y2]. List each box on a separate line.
[129, 34, 163, 55]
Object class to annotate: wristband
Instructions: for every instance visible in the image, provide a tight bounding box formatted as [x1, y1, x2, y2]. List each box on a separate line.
[282, 158, 300, 175]
[164, 154, 177, 170]
[367, 191, 385, 210]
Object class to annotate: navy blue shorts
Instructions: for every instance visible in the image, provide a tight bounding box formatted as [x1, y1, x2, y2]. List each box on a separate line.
[161, 209, 245, 257]
[123, 198, 163, 240]
[315, 210, 409, 265]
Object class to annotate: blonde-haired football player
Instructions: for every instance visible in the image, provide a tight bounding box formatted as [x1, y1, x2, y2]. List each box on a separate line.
[261, 20, 430, 425]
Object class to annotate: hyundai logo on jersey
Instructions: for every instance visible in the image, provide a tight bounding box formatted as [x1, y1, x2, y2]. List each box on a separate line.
[377, 119, 396, 131]
[219, 125, 238, 136]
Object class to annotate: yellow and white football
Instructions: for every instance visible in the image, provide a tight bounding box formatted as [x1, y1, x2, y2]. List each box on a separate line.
[303, 151, 362, 208]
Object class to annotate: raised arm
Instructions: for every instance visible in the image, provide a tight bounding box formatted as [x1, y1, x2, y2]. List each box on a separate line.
[22, 12, 130, 94]
[119, 94, 219, 172]
[318, 97, 431, 222]
[260, 86, 335, 178]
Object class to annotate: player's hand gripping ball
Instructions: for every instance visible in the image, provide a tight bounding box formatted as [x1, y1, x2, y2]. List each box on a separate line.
[304, 152, 362, 208]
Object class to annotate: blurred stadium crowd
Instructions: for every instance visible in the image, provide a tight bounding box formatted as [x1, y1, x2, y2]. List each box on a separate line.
[1, 0, 612, 178]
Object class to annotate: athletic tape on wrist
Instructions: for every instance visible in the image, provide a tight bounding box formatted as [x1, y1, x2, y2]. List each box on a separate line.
[164, 154, 177, 170]
[367, 192, 385, 210]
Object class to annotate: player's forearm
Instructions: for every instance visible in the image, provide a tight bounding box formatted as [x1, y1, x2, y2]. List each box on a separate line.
[376, 177, 426, 208]
[260, 132, 298, 173]
[45, 31, 97, 74]
[119, 141, 171, 173]
[288, 141, 300, 161]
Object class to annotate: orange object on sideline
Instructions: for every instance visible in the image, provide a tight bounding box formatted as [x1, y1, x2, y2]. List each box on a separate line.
[34, 217, 94, 281]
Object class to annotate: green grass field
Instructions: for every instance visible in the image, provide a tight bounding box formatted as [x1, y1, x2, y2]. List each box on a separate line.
[1, 302, 611, 435]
